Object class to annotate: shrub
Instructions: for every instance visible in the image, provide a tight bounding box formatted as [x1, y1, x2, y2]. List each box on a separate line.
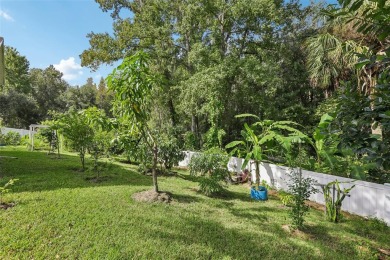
[189, 148, 230, 196]
[287, 168, 318, 229]
[3, 132, 21, 146]
[158, 134, 185, 170]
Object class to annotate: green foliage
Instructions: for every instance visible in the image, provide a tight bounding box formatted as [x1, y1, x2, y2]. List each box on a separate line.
[82, 107, 113, 177]
[107, 51, 162, 192]
[0, 90, 40, 128]
[203, 126, 226, 150]
[322, 180, 355, 223]
[29, 66, 69, 120]
[158, 134, 185, 170]
[0, 132, 21, 146]
[188, 148, 229, 196]
[183, 131, 199, 151]
[278, 190, 294, 207]
[3, 46, 30, 94]
[38, 127, 58, 155]
[55, 110, 94, 171]
[0, 178, 18, 204]
[1, 147, 390, 259]
[226, 114, 310, 188]
[287, 168, 318, 229]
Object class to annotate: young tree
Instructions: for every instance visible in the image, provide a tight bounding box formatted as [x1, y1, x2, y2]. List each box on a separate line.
[107, 51, 161, 192]
[56, 110, 94, 171]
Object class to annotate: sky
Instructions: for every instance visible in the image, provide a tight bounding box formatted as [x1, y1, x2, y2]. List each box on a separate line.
[0, 0, 338, 86]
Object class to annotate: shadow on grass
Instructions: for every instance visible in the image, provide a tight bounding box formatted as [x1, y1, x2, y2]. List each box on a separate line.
[126, 211, 362, 259]
[0, 150, 152, 193]
[172, 193, 203, 204]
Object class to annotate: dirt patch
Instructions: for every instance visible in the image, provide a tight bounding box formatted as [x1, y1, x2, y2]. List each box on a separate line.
[132, 190, 172, 204]
[0, 202, 15, 210]
[281, 224, 313, 240]
[305, 200, 326, 211]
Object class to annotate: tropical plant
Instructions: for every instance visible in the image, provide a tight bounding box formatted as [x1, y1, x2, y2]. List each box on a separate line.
[322, 180, 355, 223]
[226, 114, 310, 189]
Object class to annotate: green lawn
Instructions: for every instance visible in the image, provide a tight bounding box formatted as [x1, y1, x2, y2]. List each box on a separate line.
[0, 146, 389, 259]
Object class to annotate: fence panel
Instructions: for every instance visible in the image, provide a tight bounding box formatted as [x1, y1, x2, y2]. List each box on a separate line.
[179, 152, 390, 225]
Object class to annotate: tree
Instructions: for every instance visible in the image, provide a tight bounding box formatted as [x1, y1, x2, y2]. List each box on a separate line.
[81, 0, 320, 148]
[3, 46, 30, 94]
[83, 107, 113, 178]
[56, 109, 94, 171]
[96, 77, 113, 116]
[30, 66, 69, 120]
[107, 51, 161, 192]
[0, 90, 39, 128]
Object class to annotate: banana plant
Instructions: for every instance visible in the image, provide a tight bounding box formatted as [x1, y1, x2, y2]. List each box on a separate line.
[322, 180, 355, 223]
[226, 114, 310, 189]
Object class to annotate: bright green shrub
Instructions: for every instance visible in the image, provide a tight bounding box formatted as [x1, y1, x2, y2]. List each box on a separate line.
[188, 148, 230, 196]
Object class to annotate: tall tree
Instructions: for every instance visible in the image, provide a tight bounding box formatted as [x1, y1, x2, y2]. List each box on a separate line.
[82, 0, 320, 148]
[3, 46, 31, 94]
[96, 77, 113, 116]
[30, 65, 69, 121]
[0, 90, 39, 128]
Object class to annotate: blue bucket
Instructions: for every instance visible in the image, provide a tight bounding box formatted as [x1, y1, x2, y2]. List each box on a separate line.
[250, 186, 268, 201]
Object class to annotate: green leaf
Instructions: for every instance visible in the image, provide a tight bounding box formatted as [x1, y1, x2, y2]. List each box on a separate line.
[235, 113, 260, 120]
[225, 140, 245, 149]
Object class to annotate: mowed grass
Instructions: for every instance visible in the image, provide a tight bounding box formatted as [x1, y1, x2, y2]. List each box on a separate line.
[0, 147, 389, 259]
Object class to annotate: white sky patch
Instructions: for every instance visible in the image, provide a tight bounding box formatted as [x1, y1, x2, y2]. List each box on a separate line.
[0, 10, 14, 21]
[94, 74, 102, 79]
[54, 57, 83, 81]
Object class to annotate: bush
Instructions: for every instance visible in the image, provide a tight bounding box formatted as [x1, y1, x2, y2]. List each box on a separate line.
[188, 148, 230, 195]
[2, 132, 21, 146]
[158, 135, 185, 170]
[287, 168, 318, 229]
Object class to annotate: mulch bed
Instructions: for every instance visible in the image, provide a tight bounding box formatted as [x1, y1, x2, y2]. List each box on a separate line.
[132, 190, 172, 204]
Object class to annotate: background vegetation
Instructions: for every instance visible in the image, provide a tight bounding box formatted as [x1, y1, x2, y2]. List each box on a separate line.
[0, 0, 389, 184]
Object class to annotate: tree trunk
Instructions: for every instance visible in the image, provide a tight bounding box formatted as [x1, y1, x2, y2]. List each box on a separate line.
[255, 161, 260, 189]
[152, 143, 159, 193]
[80, 152, 85, 171]
[56, 131, 60, 158]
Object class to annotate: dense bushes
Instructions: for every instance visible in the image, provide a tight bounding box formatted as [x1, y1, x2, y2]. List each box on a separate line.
[0, 132, 21, 146]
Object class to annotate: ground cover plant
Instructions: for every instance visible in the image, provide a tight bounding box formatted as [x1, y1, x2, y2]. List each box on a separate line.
[0, 146, 389, 259]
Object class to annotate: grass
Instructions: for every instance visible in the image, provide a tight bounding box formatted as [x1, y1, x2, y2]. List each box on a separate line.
[0, 146, 389, 259]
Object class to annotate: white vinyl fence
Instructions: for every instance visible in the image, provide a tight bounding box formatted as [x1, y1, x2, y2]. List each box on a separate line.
[179, 151, 390, 225]
[0, 127, 30, 137]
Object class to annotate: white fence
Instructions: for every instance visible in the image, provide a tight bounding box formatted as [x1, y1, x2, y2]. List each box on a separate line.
[179, 151, 390, 225]
[0, 127, 30, 137]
